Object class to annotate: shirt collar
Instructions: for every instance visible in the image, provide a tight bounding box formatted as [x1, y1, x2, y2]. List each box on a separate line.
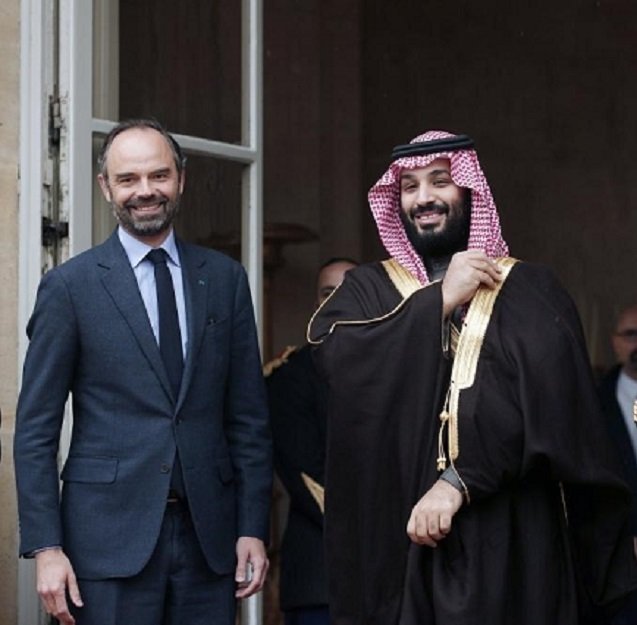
[117, 226, 181, 268]
[618, 369, 637, 397]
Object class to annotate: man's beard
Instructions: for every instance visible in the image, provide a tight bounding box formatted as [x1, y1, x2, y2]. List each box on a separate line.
[399, 189, 471, 260]
[113, 193, 180, 238]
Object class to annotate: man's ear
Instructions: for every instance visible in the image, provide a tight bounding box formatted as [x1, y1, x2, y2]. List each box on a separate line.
[97, 173, 112, 202]
[178, 170, 186, 194]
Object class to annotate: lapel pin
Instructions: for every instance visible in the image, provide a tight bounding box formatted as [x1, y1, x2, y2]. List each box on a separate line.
[198, 279, 206, 286]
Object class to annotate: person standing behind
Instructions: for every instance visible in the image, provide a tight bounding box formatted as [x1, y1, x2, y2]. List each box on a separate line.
[599, 304, 637, 625]
[266, 258, 357, 625]
[14, 119, 272, 625]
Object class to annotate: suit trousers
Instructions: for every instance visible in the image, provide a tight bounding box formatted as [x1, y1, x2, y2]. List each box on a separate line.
[70, 502, 236, 625]
[608, 589, 637, 625]
[284, 606, 330, 625]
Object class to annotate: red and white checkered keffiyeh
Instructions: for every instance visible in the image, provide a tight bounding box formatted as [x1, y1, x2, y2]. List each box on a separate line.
[368, 130, 508, 285]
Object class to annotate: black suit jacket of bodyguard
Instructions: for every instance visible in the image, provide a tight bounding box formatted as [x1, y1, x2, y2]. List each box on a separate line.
[14, 230, 272, 580]
[598, 365, 637, 534]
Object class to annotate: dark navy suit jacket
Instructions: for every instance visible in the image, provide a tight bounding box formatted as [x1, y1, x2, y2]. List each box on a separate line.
[598, 366, 637, 623]
[598, 365, 637, 534]
[266, 344, 328, 611]
[14, 231, 272, 579]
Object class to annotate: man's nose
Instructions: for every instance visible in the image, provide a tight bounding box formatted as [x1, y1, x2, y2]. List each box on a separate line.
[137, 177, 153, 196]
[416, 183, 435, 206]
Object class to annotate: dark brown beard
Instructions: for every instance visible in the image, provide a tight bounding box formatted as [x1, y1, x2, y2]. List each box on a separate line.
[399, 188, 471, 260]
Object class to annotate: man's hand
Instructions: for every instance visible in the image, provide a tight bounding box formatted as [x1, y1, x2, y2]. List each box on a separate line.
[35, 548, 83, 625]
[407, 479, 463, 547]
[441, 250, 502, 317]
[235, 536, 269, 599]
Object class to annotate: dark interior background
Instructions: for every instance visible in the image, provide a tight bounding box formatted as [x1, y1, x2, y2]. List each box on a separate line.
[118, 0, 636, 371]
[115, 2, 637, 623]
[120, 0, 637, 366]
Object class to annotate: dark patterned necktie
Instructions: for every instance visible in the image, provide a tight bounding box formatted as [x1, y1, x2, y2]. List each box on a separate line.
[146, 248, 183, 399]
[147, 248, 185, 498]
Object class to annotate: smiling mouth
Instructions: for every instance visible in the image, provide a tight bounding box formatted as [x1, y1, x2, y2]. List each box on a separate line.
[133, 203, 162, 212]
[413, 208, 446, 228]
[411, 202, 447, 216]
[126, 198, 166, 214]
[415, 211, 442, 222]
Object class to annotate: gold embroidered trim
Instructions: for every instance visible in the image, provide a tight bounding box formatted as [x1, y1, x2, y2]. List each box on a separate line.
[381, 258, 423, 300]
[301, 472, 325, 513]
[306, 260, 434, 345]
[449, 323, 460, 357]
[437, 257, 519, 489]
[262, 345, 297, 377]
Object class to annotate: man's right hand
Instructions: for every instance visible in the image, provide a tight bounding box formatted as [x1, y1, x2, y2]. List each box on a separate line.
[441, 250, 502, 317]
[406, 479, 463, 547]
[35, 548, 83, 625]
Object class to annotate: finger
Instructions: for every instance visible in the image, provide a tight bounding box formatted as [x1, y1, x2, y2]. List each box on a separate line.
[39, 586, 63, 617]
[417, 515, 437, 547]
[464, 250, 491, 265]
[439, 512, 452, 536]
[235, 577, 259, 599]
[466, 253, 499, 271]
[427, 516, 446, 541]
[406, 514, 416, 541]
[251, 555, 268, 587]
[418, 534, 437, 547]
[467, 259, 498, 277]
[235, 551, 248, 583]
[408, 530, 436, 547]
[407, 512, 429, 545]
[483, 261, 503, 280]
[39, 592, 56, 616]
[59, 611, 76, 625]
[477, 271, 498, 289]
[53, 592, 75, 625]
[235, 559, 268, 599]
[67, 570, 84, 607]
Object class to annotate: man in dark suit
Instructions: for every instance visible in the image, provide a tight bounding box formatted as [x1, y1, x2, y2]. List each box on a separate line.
[14, 119, 272, 625]
[599, 304, 637, 624]
[266, 258, 356, 625]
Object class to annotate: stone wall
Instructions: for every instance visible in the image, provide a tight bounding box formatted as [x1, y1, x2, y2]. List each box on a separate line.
[0, 0, 22, 622]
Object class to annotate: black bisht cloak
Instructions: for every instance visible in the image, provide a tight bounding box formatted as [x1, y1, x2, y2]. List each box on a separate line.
[309, 260, 637, 625]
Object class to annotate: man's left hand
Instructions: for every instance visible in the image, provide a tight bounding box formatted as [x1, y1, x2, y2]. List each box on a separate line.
[235, 536, 269, 598]
[406, 479, 463, 547]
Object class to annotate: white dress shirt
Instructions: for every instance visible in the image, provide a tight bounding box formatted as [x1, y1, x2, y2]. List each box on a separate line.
[118, 226, 188, 358]
[616, 369, 637, 458]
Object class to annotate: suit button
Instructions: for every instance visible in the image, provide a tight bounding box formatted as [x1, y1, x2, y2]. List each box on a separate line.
[160, 463, 170, 473]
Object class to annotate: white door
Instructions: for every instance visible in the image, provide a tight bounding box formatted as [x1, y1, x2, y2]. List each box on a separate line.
[18, 1, 264, 623]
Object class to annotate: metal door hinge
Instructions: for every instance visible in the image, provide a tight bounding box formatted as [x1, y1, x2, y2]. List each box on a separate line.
[42, 216, 69, 247]
[49, 96, 62, 149]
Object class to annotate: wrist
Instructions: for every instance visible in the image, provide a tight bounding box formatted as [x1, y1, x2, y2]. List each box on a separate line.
[439, 467, 462, 491]
[34, 546, 62, 560]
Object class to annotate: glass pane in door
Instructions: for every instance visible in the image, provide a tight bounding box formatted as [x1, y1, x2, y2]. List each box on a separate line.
[94, 0, 243, 145]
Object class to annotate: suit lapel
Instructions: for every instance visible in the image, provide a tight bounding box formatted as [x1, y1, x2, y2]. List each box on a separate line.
[177, 241, 209, 412]
[97, 232, 174, 404]
[602, 367, 637, 477]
